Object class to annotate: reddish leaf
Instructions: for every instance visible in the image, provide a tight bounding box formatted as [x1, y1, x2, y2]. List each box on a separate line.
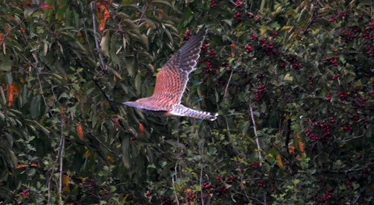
[139, 123, 145, 135]
[276, 155, 283, 167]
[96, 2, 110, 32]
[40, 4, 53, 9]
[7, 84, 14, 107]
[77, 125, 84, 141]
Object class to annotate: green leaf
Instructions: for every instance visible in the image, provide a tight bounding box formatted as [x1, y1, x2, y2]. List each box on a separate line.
[0, 86, 5, 106]
[153, 0, 175, 10]
[221, 19, 232, 27]
[100, 31, 110, 56]
[121, 0, 132, 6]
[4, 72, 13, 85]
[0, 54, 12, 72]
[134, 72, 142, 95]
[30, 96, 41, 119]
[121, 136, 131, 168]
[26, 119, 50, 135]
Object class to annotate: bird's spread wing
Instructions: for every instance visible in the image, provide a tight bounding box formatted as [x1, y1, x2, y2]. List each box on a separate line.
[151, 27, 207, 105]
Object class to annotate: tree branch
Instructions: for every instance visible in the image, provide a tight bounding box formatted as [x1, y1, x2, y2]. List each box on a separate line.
[90, 2, 106, 71]
[249, 99, 262, 165]
[136, 0, 153, 26]
[58, 112, 66, 203]
[224, 69, 234, 98]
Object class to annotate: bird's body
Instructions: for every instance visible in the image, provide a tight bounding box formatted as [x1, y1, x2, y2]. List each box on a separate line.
[124, 27, 218, 121]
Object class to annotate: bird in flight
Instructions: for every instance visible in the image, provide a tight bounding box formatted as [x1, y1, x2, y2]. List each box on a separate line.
[124, 27, 218, 121]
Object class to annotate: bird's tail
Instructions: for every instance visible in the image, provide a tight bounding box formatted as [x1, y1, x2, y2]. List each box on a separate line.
[167, 104, 218, 121]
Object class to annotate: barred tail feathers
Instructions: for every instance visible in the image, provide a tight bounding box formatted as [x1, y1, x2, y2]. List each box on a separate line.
[167, 104, 218, 121]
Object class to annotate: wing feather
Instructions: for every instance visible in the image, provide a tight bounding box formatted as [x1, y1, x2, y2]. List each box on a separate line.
[152, 27, 207, 104]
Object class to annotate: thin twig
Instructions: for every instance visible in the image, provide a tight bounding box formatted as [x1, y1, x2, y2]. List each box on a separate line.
[342, 135, 364, 143]
[224, 69, 234, 98]
[249, 99, 262, 165]
[37, 73, 54, 118]
[303, 4, 319, 35]
[225, 117, 245, 158]
[90, 2, 106, 70]
[87, 129, 121, 160]
[0, 19, 24, 46]
[47, 152, 58, 204]
[172, 175, 180, 205]
[233, 190, 265, 205]
[58, 113, 65, 204]
[249, 99, 266, 204]
[48, 111, 66, 204]
[136, 0, 153, 26]
[199, 129, 205, 205]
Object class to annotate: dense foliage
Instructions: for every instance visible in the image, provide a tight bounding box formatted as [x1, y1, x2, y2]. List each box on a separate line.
[1, 0, 373, 204]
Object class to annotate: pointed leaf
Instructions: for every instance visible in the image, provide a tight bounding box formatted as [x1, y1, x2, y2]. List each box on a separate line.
[30, 96, 41, 119]
[100, 31, 110, 56]
[121, 136, 131, 168]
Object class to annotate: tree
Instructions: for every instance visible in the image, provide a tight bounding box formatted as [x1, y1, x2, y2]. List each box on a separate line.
[0, 0, 373, 204]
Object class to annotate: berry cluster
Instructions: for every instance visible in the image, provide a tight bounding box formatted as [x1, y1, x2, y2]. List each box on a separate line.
[287, 57, 303, 69]
[326, 92, 331, 100]
[255, 84, 265, 101]
[201, 182, 214, 200]
[233, 0, 245, 21]
[201, 43, 208, 51]
[234, 11, 241, 20]
[209, 49, 215, 57]
[200, 45, 221, 82]
[329, 116, 336, 123]
[207, 174, 239, 196]
[271, 31, 278, 37]
[329, 10, 351, 23]
[244, 45, 253, 53]
[202, 60, 219, 77]
[161, 198, 173, 205]
[341, 28, 358, 43]
[304, 128, 318, 141]
[252, 161, 260, 168]
[210, 0, 216, 8]
[305, 118, 336, 142]
[322, 57, 339, 67]
[341, 123, 352, 132]
[250, 33, 257, 41]
[319, 123, 331, 141]
[360, 168, 369, 175]
[337, 91, 348, 99]
[332, 73, 340, 80]
[82, 178, 110, 196]
[365, 45, 374, 58]
[352, 96, 368, 109]
[257, 179, 266, 187]
[218, 185, 228, 195]
[145, 190, 153, 197]
[307, 76, 313, 85]
[202, 182, 212, 189]
[185, 189, 195, 202]
[259, 38, 279, 56]
[19, 189, 29, 200]
[226, 175, 237, 184]
[216, 174, 223, 182]
[312, 189, 333, 204]
[184, 29, 190, 40]
[279, 60, 287, 68]
[235, 0, 242, 8]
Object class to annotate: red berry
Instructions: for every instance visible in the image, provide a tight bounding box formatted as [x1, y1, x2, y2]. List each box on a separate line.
[216, 175, 223, 182]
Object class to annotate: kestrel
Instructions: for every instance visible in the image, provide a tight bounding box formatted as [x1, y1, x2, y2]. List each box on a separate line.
[124, 27, 218, 121]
